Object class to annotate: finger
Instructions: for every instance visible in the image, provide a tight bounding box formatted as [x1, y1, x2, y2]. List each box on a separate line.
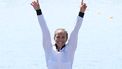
[84, 3, 87, 8]
[32, 0, 38, 3]
[81, 0, 84, 5]
[84, 3, 86, 6]
[37, 0, 39, 3]
[31, 1, 35, 5]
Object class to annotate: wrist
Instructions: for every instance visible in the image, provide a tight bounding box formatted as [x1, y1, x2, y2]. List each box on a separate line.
[36, 9, 42, 15]
[78, 12, 84, 18]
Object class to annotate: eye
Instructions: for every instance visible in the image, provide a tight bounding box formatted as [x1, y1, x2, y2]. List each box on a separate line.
[62, 36, 65, 38]
[56, 36, 60, 38]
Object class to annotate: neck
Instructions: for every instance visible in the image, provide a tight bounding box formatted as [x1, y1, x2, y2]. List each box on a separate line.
[55, 44, 65, 51]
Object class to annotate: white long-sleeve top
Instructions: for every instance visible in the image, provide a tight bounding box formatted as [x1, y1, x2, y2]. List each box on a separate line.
[37, 14, 83, 69]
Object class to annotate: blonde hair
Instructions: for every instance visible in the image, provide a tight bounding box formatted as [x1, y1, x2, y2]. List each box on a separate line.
[54, 28, 68, 39]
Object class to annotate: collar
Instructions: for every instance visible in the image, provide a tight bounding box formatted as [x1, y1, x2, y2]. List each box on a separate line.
[55, 44, 66, 52]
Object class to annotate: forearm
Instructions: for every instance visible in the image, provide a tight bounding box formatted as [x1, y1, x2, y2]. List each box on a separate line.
[72, 12, 84, 34]
[70, 12, 84, 38]
[37, 9, 52, 51]
[37, 9, 50, 37]
[67, 12, 84, 51]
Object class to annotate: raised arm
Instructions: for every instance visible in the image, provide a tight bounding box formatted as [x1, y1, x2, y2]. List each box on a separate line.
[31, 0, 52, 53]
[67, 2, 87, 54]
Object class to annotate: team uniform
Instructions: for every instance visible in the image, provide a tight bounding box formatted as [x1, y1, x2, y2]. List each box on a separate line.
[37, 9, 84, 69]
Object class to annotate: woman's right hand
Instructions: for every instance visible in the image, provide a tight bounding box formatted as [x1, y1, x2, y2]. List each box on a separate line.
[31, 0, 40, 10]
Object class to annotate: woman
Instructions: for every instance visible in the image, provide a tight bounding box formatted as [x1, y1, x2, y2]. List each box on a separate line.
[31, 0, 87, 69]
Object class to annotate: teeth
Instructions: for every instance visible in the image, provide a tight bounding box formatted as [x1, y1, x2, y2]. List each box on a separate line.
[58, 42, 63, 44]
[59, 42, 62, 43]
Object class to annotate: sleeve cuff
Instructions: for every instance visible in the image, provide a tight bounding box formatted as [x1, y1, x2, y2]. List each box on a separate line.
[78, 12, 84, 18]
[36, 9, 42, 15]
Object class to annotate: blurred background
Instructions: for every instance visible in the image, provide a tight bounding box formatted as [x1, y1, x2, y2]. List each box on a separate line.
[0, 0, 122, 69]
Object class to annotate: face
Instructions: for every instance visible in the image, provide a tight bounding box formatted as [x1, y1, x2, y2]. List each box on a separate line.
[54, 29, 68, 48]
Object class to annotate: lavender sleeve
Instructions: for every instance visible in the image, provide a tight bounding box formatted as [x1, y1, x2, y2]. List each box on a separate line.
[66, 13, 84, 55]
[37, 15, 52, 55]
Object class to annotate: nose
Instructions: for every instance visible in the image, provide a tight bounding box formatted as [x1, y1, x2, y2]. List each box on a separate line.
[58, 38, 63, 41]
[58, 37, 64, 41]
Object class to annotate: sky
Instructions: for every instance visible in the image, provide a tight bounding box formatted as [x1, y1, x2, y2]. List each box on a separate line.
[0, 0, 122, 69]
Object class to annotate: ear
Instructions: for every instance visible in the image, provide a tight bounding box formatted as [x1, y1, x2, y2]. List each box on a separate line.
[66, 37, 68, 42]
[54, 34, 56, 40]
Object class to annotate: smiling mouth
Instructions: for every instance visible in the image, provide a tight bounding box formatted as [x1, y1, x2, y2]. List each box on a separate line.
[59, 42, 62, 43]
[57, 42, 62, 44]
